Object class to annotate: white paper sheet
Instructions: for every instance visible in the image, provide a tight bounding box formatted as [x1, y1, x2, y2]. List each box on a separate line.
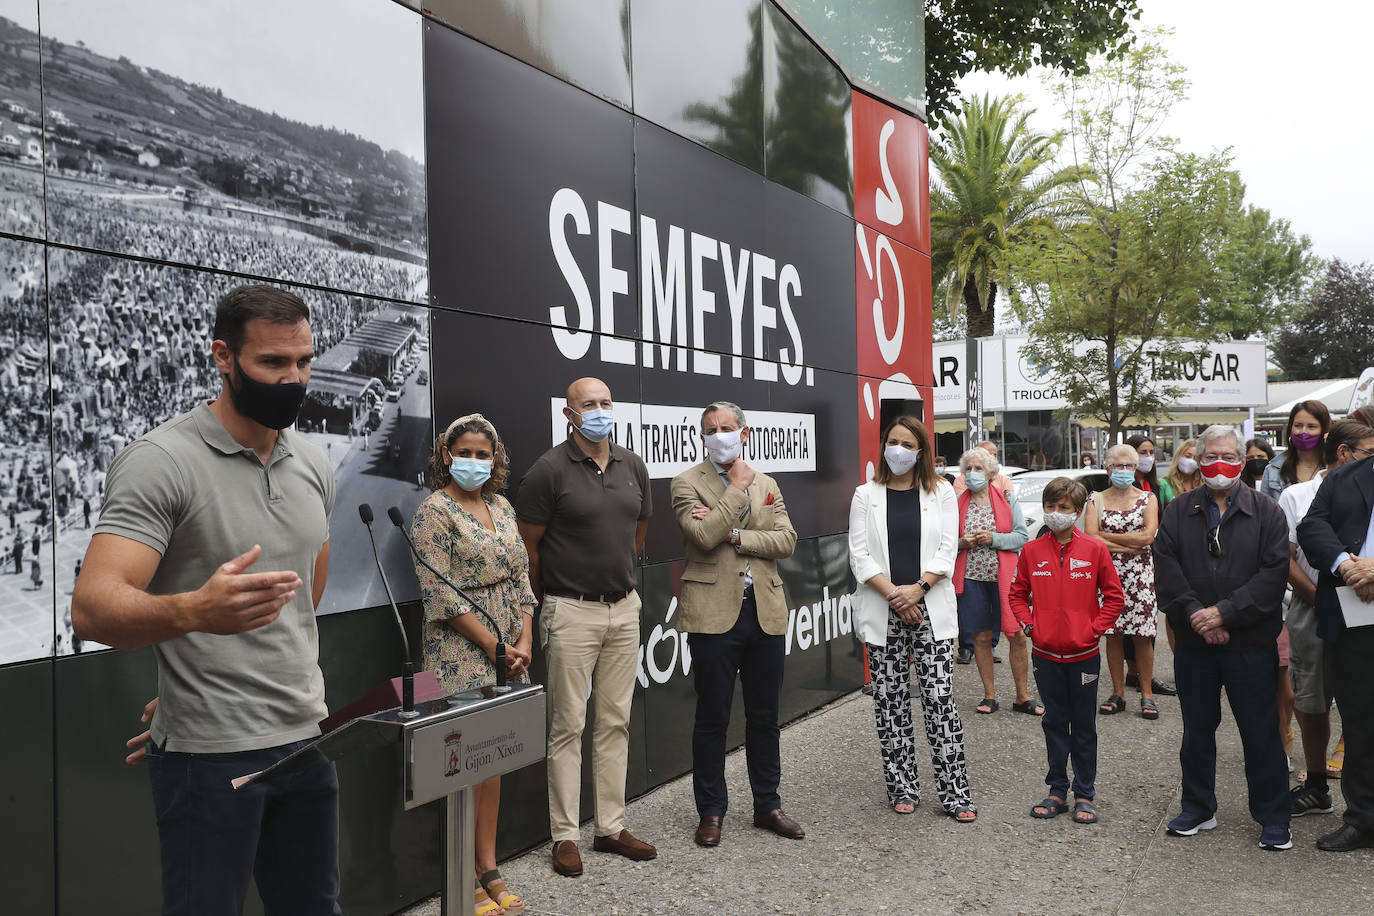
[1336, 586, 1374, 628]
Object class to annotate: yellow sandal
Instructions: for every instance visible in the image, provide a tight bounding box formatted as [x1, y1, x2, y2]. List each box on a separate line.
[480, 870, 524, 913]
[1327, 734, 1345, 779]
[474, 887, 505, 916]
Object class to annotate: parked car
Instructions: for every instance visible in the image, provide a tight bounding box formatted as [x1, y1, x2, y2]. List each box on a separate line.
[385, 386, 401, 402]
[417, 370, 428, 385]
[1011, 468, 1111, 534]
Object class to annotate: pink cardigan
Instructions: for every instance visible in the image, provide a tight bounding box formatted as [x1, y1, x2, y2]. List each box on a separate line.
[952, 486, 1019, 636]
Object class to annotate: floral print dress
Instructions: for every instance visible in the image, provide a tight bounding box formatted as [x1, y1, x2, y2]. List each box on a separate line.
[411, 490, 536, 690]
[1099, 492, 1158, 637]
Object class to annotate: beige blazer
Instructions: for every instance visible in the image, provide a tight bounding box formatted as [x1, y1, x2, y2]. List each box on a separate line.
[670, 461, 797, 635]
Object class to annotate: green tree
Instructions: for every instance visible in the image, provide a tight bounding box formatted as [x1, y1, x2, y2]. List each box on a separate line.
[1015, 152, 1243, 439]
[924, 1, 1142, 122]
[1207, 204, 1319, 340]
[929, 94, 1083, 338]
[1273, 260, 1374, 380]
[1011, 38, 1242, 440]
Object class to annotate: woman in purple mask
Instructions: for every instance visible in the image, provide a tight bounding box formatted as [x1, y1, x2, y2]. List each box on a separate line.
[1261, 401, 1330, 499]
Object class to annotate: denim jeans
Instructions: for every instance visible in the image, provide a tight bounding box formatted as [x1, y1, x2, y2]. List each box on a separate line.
[146, 738, 342, 916]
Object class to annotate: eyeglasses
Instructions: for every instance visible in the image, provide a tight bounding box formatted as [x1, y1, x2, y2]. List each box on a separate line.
[1206, 526, 1223, 558]
[1352, 446, 1374, 459]
[1108, 463, 1136, 471]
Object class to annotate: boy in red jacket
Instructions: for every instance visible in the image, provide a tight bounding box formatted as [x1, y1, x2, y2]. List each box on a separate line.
[1010, 477, 1125, 824]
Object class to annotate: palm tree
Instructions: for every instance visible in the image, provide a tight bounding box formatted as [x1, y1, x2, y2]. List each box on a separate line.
[930, 94, 1083, 338]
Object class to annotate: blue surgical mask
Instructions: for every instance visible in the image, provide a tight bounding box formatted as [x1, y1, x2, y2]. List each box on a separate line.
[1110, 469, 1136, 488]
[964, 471, 987, 491]
[449, 458, 492, 492]
[574, 407, 614, 443]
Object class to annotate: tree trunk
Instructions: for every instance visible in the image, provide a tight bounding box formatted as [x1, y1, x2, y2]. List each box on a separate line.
[963, 277, 997, 338]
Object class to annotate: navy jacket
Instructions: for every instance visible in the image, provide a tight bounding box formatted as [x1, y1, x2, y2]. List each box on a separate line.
[1296, 455, 1374, 638]
[1154, 483, 1288, 651]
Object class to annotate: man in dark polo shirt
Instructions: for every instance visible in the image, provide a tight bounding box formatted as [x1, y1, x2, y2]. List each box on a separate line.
[517, 376, 655, 877]
[72, 285, 339, 915]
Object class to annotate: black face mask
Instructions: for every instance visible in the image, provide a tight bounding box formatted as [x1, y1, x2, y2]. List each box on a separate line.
[1245, 457, 1269, 478]
[227, 357, 307, 430]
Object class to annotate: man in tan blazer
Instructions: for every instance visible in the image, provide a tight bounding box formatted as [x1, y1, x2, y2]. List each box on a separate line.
[671, 400, 801, 849]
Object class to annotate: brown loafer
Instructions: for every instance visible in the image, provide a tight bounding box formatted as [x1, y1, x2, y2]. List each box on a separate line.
[592, 828, 657, 860]
[694, 815, 723, 847]
[551, 840, 582, 877]
[753, 808, 805, 839]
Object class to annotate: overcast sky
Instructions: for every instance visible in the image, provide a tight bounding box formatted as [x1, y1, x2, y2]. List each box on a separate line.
[957, 0, 1372, 267]
[37, 0, 425, 163]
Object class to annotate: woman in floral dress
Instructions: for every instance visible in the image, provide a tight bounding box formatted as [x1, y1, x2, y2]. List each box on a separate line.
[412, 413, 533, 916]
[1086, 444, 1161, 721]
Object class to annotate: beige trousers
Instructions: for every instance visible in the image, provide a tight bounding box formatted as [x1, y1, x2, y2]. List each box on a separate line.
[543, 591, 641, 841]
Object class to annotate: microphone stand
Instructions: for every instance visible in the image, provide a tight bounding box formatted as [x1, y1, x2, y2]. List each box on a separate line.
[359, 503, 418, 717]
[387, 505, 510, 692]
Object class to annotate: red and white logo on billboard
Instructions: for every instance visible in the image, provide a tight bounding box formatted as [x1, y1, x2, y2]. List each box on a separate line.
[853, 93, 929, 255]
[852, 92, 933, 482]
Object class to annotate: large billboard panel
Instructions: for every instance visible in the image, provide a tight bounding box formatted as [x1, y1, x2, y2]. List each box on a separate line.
[933, 336, 1269, 415]
[0, 1, 45, 240]
[851, 93, 933, 479]
[38, 0, 427, 301]
[0, 236, 52, 664]
[43, 249, 433, 664]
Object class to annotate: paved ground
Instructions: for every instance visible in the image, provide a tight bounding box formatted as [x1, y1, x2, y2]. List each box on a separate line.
[404, 640, 1371, 915]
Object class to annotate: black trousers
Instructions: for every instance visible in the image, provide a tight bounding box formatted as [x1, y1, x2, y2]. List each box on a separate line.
[688, 595, 784, 817]
[1033, 654, 1101, 800]
[1174, 645, 1290, 829]
[146, 739, 341, 916]
[1331, 625, 1374, 833]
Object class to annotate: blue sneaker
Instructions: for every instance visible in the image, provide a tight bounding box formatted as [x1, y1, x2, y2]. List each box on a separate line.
[1167, 812, 1218, 836]
[1259, 825, 1293, 851]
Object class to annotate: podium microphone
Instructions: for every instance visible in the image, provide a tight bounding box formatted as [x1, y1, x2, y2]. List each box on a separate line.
[359, 503, 418, 717]
[386, 505, 509, 691]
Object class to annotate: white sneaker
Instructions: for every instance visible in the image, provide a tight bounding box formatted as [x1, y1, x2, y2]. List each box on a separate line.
[1167, 813, 1218, 836]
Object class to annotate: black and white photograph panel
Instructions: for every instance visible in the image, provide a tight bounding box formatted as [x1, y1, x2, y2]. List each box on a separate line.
[45, 248, 433, 655]
[0, 1, 45, 240]
[39, 0, 427, 301]
[0, 236, 53, 665]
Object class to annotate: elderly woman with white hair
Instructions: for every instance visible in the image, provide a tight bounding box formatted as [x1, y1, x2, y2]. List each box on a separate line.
[1086, 442, 1162, 721]
[412, 413, 534, 916]
[952, 446, 1037, 716]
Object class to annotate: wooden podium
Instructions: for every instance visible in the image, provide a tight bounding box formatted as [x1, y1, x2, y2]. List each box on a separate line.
[238, 682, 546, 914]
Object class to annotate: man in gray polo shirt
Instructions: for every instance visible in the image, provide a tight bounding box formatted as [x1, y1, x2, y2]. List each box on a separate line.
[73, 285, 338, 916]
[517, 376, 655, 877]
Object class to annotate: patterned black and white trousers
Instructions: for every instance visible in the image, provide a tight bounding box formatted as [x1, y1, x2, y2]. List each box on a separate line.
[869, 611, 973, 812]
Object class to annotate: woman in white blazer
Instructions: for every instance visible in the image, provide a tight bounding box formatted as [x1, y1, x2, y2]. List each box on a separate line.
[848, 415, 976, 822]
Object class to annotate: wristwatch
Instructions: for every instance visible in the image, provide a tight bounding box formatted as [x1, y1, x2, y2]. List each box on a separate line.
[730, 527, 741, 546]
[917, 579, 932, 592]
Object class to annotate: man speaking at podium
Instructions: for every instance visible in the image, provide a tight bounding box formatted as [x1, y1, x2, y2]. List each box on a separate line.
[72, 285, 339, 915]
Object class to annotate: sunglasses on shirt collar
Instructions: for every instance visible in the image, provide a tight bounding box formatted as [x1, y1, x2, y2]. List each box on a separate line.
[1206, 526, 1223, 558]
